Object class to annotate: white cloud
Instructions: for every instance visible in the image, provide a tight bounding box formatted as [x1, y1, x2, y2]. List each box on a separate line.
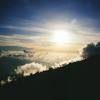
[0, 25, 49, 33]
[81, 41, 100, 59]
[15, 62, 48, 76]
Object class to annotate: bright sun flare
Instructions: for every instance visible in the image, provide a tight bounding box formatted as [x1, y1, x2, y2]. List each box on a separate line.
[51, 30, 71, 45]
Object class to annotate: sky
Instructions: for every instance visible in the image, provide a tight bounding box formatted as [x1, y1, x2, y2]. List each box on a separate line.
[0, 0, 100, 80]
[0, 0, 100, 52]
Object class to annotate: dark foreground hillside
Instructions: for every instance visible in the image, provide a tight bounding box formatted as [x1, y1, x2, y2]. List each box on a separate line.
[0, 56, 100, 100]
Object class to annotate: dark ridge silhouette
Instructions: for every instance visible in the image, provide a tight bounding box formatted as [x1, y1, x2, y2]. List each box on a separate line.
[0, 55, 100, 100]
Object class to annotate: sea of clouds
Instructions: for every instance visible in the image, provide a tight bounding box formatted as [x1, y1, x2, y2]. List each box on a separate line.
[0, 41, 100, 85]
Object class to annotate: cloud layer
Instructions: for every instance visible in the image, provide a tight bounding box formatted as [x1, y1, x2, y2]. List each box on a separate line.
[0, 46, 72, 81]
[2, 41, 99, 84]
[82, 41, 100, 59]
[15, 62, 48, 76]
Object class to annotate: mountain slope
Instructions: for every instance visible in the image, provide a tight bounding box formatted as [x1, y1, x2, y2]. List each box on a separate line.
[0, 56, 100, 100]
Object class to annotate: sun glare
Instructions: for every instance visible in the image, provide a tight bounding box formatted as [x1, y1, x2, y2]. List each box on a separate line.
[51, 30, 71, 45]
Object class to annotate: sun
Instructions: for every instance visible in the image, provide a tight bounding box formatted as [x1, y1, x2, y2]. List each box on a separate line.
[51, 30, 71, 45]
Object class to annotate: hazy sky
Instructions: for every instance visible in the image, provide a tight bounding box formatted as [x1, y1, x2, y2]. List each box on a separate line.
[0, 0, 100, 51]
